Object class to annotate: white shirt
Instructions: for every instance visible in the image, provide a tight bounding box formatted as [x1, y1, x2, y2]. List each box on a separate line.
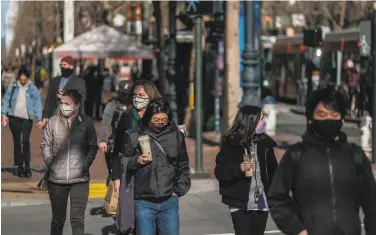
[13, 81, 30, 120]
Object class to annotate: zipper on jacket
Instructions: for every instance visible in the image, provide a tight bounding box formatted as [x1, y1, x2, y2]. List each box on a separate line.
[327, 148, 337, 224]
[67, 134, 70, 183]
[264, 149, 269, 183]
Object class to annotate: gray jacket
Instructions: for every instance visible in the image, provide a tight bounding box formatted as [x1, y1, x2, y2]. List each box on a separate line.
[41, 114, 98, 184]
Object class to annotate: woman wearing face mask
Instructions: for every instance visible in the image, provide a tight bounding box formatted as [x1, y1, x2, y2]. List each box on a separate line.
[112, 79, 161, 192]
[41, 89, 98, 235]
[214, 105, 278, 235]
[1, 67, 43, 178]
[117, 99, 190, 235]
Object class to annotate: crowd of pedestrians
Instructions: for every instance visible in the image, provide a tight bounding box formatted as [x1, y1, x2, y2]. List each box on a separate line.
[2, 54, 376, 235]
[215, 87, 376, 235]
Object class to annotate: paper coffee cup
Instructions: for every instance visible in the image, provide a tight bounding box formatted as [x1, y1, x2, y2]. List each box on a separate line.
[138, 135, 152, 161]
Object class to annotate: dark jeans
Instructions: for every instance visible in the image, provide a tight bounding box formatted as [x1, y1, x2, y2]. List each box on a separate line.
[48, 182, 89, 235]
[231, 210, 268, 235]
[134, 196, 179, 235]
[8, 116, 33, 166]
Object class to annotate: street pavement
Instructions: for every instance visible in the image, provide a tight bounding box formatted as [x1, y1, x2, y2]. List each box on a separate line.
[0, 104, 370, 235]
[1, 190, 367, 235]
[1, 104, 364, 193]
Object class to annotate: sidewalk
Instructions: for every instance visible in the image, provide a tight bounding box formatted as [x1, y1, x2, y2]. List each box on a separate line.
[1, 190, 285, 235]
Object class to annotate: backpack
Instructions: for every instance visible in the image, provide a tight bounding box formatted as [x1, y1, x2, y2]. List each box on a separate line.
[107, 101, 131, 154]
[7, 82, 17, 112]
[290, 142, 365, 204]
[34, 69, 43, 88]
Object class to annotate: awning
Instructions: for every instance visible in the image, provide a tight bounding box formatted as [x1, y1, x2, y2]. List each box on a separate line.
[53, 25, 155, 59]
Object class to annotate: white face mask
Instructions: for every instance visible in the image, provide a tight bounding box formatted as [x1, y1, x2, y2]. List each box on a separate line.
[60, 104, 77, 117]
[133, 97, 149, 110]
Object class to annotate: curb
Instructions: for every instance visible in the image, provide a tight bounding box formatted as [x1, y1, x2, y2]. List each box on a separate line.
[1, 179, 219, 208]
[1, 199, 50, 208]
[189, 179, 218, 194]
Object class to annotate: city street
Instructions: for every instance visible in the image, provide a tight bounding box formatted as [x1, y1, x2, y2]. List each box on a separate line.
[1, 191, 367, 235]
[1, 105, 370, 235]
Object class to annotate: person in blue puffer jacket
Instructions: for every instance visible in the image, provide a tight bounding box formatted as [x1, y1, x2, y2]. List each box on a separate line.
[1, 67, 43, 178]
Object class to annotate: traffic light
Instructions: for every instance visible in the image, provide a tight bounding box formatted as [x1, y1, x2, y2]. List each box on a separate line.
[185, 1, 214, 16]
[303, 28, 323, 47]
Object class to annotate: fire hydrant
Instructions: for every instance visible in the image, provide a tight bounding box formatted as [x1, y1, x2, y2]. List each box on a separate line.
[263, 96, 277, 136]
[360, 116, 372, 161]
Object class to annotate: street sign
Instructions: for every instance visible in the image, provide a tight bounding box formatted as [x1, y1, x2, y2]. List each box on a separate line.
[185, 0, 214, 16]
[360, 21, 371, 56]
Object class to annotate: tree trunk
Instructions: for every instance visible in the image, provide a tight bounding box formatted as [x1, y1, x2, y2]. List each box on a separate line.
[222, 1, 240, 133]
[153, 1, 168, 96]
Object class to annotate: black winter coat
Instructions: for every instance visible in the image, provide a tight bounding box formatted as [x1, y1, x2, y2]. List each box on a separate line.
[43, 74, 86, 119]
[120, 124, 191, 199]
[111, 108, 140, 180]
[268, 133, 376, 235]
[214, 134, 278, 210]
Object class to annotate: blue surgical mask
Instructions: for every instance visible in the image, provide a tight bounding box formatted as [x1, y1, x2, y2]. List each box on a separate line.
[255, 122, 266, 134]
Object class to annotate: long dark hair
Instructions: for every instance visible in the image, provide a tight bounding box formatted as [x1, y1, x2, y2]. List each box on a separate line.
[17, 66, 30, 80]
[141, 98, 174, 128]
[222, 105, 263, 146]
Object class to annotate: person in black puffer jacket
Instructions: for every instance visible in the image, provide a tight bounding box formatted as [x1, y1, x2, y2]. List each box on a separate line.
[41, 89, 98, 235]
[215, 105, 278, 235]
[117, 99, 190, 235]
[268, 87, 376, 235]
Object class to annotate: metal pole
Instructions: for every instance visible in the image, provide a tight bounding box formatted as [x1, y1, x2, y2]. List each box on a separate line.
[167, 1, 178, 124]
[214, 1, 224, 140]
[214, 41, 223, 140]
[240, 0, 261, 107]
[194, 16, 204, 173]
[372, 4, 376, 163]
[142, 1, 149, 43]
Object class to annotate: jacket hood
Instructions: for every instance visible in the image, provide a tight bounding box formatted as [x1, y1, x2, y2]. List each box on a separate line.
[302, 131, 347, 149]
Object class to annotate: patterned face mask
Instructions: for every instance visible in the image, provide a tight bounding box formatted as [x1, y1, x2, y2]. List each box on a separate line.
[133, 96, 149, 110]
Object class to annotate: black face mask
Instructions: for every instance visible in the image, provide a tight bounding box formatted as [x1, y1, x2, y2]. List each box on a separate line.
[61, 67, 74, 77]
[312, 119, 343, 140]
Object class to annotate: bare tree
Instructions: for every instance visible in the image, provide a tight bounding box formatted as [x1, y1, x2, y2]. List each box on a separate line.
[262, 1, 372, 30]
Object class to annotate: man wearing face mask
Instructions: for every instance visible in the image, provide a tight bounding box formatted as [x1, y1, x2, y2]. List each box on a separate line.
[268, 87, 376, 235]
[41, 56, 87, 128]
[98, 80, 133, 185]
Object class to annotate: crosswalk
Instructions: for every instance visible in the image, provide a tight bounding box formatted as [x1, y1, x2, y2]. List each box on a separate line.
[205, 224, 366, 235]
[205, 230, 282, 235]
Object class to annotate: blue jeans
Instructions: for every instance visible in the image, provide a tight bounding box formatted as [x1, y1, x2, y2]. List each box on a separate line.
[134, 196, 179, 235]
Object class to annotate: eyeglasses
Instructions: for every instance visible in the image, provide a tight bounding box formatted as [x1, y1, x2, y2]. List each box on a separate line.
[150, 118, 169, 125]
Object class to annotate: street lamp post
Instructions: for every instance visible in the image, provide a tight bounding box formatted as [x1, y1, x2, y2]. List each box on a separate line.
[372, 3, 376, 164]
[167, 1, 178, 124]
[240, 1, 261, 107]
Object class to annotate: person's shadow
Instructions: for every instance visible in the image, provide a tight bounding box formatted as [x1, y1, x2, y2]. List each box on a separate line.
[90, 207, 121, 235]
